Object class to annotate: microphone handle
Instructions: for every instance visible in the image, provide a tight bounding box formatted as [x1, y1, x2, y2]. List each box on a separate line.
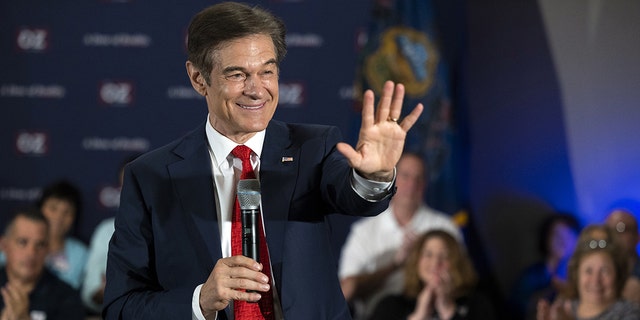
[241, 208, 259, 262]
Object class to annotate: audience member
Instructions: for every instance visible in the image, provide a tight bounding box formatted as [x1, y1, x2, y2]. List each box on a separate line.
[339, 152, 462, 320]
[0, 208, 85, 320]
[368, 229, 496, 320]
[605, 209, 640, 305]
[577, 224, 612, 243]
[82, 155, 138, 314]
[536, 224, 640, 320]
[37, 180, 88, 289]
[510, 212, 581, 319]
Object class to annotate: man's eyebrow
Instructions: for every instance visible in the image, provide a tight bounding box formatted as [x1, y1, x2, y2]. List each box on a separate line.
[222, 59, 278, 74]
[222, 66, 245, 74]
[264, 58, 278, 66]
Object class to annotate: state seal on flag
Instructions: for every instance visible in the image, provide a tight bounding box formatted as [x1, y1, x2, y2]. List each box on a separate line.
[363, 26, 439, 99]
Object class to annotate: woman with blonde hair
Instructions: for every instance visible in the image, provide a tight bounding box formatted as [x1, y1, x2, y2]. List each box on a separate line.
[369, 229, 495, 320]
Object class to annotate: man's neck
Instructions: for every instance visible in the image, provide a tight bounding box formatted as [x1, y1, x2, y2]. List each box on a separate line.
[392, 201, 420, 227]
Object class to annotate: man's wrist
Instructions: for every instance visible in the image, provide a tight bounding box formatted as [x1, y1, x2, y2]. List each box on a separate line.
[192, 284, 208, 320]
[350, 168, 396, 202]
[356, 169, 394, 182]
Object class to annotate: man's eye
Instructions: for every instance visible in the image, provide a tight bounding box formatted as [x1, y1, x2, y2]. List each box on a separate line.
[225, 73, 246, 81]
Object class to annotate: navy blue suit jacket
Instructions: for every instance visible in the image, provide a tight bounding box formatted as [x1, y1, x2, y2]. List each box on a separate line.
[103, 120, 391, 319]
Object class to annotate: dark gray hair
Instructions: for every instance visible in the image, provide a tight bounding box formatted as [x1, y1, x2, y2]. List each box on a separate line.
[187, 2, 287, 84]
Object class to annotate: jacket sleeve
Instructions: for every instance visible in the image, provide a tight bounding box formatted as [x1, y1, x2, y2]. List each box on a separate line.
[102, 163, 194, 319]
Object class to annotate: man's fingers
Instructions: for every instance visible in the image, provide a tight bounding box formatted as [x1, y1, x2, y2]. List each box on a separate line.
[399, 103, 424, 132]
[223, 255, 262, 270]
[1, 285, 18, 303]
[226, 266, 270, 290]
[336, 142, 360, 167]
[361, 90, 375, 129]
[388, 83, 405, 121]
[375, 81, 395, 123]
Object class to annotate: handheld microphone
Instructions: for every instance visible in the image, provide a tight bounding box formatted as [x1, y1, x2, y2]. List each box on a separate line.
[237, 179, 261, 263]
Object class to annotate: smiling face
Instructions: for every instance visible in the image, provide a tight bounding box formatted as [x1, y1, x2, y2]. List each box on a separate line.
[191, 34, 279, 144]
[578, 251, 617, 307]
[417, 237, 451, 283]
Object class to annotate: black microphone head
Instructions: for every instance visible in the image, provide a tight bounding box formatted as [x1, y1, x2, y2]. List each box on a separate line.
[237, 179, 261, 210]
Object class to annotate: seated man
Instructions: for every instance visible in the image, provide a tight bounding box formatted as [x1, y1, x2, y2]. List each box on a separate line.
[605, 208, 640, 305]
[339, 152, 462, 319]
[0, 208, 84, 320]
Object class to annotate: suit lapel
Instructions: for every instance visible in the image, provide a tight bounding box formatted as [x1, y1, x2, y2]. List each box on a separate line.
[260, 121, 297, 279]
[168, 123, 222, 269]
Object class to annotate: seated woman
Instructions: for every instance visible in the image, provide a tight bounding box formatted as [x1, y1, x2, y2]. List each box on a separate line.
[536, 224, 640, 320]
[368, 229, 496, 320]
[38, 180, 88, 289]
[510, 212, 580, 320]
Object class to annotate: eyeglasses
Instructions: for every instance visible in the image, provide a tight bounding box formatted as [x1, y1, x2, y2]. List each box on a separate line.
[587, 239, 607, 249]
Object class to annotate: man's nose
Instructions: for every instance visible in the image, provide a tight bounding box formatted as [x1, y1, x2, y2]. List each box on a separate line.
[243, 76, 263, 98]
[26, 244, 39, 256]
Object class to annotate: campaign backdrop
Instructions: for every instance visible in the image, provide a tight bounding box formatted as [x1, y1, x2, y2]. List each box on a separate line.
[0, 0, 371, 242]
[0, 0, 464, 252]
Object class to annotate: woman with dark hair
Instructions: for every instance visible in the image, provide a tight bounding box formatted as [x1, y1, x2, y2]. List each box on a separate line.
[510, 212, 581, 319]
[369, 230, 495, 320]
[38, 180, 88, 289]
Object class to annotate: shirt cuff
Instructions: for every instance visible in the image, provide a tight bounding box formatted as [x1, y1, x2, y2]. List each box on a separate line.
[193, 284, 215, 320]
[350, 168, 396, 202]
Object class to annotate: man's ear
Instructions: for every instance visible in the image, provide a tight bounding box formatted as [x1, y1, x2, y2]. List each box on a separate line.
[185, 61, 207, 96]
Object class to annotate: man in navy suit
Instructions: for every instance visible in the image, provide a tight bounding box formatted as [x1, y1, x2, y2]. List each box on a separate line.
[103, 2, 423, 319]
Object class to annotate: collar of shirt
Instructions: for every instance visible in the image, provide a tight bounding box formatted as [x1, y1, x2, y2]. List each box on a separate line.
[205, 115, 265, 168]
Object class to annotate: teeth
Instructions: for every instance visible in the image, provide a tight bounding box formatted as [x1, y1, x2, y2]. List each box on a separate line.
[239, 104, 262, 109]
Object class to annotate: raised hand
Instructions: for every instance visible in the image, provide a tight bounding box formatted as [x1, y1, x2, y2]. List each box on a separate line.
[428, 271, 456, 319]
[1, 282, 30, 320]
[337, 80, 423, 181]
[408, 285, 435, 320]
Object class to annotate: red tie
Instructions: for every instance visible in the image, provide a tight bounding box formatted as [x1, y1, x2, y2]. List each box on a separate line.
[231, 145, 274, 320]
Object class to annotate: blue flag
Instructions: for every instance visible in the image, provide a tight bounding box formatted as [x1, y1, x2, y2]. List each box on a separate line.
[354, 0, 461, 214]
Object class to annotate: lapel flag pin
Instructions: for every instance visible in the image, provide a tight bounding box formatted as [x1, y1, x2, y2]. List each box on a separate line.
[281, 156, 294, 162]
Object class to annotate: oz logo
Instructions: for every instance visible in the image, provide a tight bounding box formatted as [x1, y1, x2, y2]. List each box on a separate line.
[16, 28, 49, 51]
[99, 186, 121, 209]
[16, 132, 48, 155]
[279, 82, 305, 106]
[99, 81, 135, 106]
